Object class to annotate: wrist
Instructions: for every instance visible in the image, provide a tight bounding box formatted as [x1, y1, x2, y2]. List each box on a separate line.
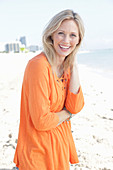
[67, 111, 72, 121]
[63, 107, 72, 121]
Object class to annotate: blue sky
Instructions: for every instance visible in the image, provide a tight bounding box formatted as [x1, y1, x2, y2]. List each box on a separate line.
[0, 0, 113, 50]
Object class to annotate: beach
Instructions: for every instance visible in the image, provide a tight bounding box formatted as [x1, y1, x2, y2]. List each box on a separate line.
[0, 52, 113, 170]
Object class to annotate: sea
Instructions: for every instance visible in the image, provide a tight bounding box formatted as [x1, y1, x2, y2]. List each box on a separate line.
[0, 48, 113, 81]
[77, 48, 113, 80]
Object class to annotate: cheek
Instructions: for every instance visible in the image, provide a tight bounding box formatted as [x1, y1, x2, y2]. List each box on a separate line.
[72, 38, 79, 47]
[53, 34, 63, 44]
[71, 40, 77, 47]
[76, 37, 80, 45]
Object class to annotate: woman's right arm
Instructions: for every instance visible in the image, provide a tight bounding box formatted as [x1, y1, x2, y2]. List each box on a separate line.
[25, 58, 71, 131]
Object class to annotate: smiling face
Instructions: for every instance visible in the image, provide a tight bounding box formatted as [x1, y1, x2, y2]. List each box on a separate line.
[52, 19, 79, 58]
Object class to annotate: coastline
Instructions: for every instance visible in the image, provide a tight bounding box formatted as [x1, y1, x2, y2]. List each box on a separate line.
[0, 52, 113, 169]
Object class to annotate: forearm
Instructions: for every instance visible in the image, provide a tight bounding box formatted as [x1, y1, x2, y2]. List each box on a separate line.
[69, 65, 80, 94]
[56, 63, 81, 126]
[56, 109, 71, 126]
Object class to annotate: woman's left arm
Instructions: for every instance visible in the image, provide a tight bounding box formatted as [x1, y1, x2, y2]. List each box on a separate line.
[65, 58, 84, 114]
[69, 64, 80, 94]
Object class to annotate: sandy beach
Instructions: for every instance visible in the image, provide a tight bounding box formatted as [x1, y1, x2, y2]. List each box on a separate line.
[0, 52, 113, 170]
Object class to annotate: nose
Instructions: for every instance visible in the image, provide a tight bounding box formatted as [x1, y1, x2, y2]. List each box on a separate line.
[63, 35, 70, 44]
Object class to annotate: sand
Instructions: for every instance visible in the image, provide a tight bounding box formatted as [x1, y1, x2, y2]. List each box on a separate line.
[0, 52, 113, 170]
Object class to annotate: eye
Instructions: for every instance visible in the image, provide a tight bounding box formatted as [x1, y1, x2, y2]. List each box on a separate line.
[71, 34, 77, 37]
[58, 32, 64, 35]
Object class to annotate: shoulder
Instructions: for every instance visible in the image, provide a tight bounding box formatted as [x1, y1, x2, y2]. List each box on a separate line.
[28, 52, 50, 69]
[25, 52, 51, 76]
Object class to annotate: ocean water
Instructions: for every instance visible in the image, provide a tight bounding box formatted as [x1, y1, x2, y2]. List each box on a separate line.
[78, 48, 113, 80]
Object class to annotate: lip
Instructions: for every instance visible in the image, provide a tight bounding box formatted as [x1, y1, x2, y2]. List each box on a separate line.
[59, 44, 70, 50]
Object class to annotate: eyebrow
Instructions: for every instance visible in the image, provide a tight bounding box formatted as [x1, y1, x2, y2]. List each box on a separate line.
[58, 29, 77, 34]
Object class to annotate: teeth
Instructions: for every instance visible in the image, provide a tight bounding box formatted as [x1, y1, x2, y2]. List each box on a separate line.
[60, 45, 70, 49]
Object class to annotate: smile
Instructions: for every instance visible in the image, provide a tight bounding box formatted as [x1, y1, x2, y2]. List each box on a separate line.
[59, 45, 70, 49]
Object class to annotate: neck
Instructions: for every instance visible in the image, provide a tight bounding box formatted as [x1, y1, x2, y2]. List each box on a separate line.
[55, 55, 65, 68]
[53, 55, 65, 78]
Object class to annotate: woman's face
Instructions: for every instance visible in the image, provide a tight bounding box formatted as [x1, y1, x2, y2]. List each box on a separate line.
[52, 19, 79, 58]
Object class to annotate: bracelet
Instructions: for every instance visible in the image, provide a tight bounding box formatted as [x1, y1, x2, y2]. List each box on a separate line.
[66, 111, 72, 121]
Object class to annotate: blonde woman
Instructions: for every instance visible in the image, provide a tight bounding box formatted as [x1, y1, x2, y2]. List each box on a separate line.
[14, 9, 85, 170]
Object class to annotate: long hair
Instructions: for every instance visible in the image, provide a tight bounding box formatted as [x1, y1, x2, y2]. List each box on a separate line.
[42, 9, 85, 71]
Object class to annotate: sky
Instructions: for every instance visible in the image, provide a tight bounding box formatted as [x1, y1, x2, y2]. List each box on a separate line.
[0, 0, 113, 50]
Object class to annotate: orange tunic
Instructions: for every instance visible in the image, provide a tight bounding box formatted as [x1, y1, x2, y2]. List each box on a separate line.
[14, 52, 84, 170]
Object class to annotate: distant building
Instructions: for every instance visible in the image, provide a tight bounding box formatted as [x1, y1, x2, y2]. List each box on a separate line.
[28, 45, 39, 52]
[5, 41, 20, 53]
[0, 42, 5, 52]
[20, 36, 27, 47]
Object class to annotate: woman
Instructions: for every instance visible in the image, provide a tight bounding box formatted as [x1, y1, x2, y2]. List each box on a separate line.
[14, 9, 85, 170]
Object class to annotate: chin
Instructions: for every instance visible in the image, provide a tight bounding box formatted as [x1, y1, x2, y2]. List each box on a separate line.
[58, 52, 71, 58]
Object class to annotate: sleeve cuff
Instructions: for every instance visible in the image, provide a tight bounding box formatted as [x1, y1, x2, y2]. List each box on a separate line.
[65, 86, 84, 114]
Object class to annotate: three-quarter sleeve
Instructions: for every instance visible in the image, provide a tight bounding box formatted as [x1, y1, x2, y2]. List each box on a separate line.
[24, 58, 59, 131]
[65, 86, 84, 114]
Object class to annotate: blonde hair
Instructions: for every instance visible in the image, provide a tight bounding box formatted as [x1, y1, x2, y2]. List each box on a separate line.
[42, 9, 85, 71]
